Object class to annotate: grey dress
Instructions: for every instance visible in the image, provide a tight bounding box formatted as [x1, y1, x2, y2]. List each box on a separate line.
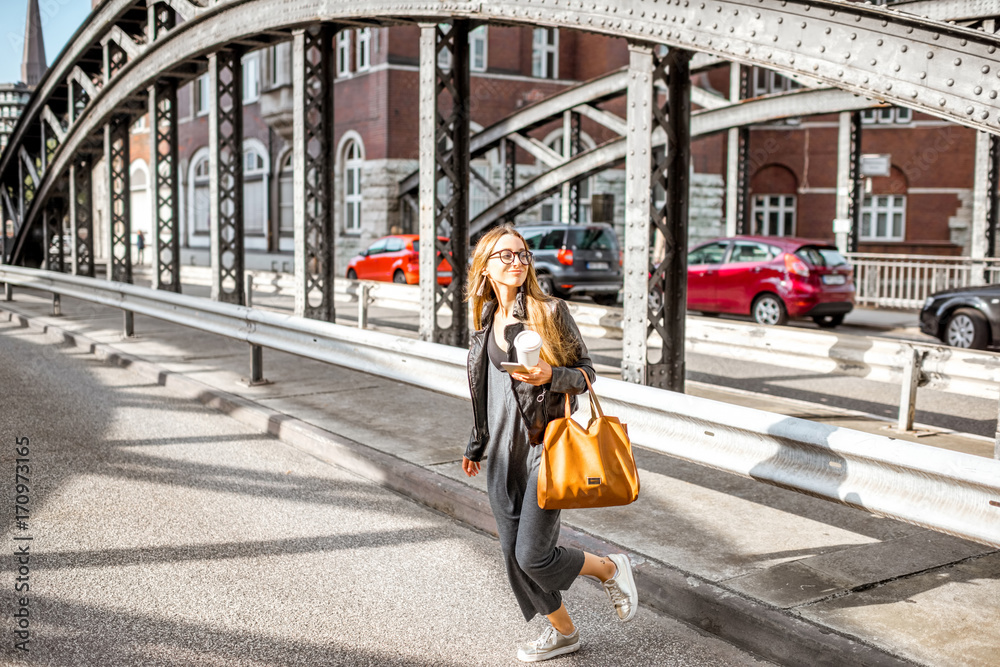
[485, 323, 586, 622]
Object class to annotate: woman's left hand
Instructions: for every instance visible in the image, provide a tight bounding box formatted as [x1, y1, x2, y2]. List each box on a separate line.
[511, 360, 553, 386]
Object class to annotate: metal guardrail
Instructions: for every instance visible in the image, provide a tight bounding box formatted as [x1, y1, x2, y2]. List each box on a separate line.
[845, 252, 1000, 309]
[2, 265, 999, 549]
[171, 265, 1000, 435]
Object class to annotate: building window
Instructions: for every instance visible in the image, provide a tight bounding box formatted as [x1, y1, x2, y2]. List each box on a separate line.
[751, 67, 800, 97]
[861, 107, 913, 124]
[130, 114, 148, 133]
[471, 26, 487, 72]
[278, 152, 293, 236]
[242, 52, 261, 103]
[337, 31, 351, 77]
[861, 195, 906, 241]
[532, 28, 558, 79]
[356, 28, 371, 71]
[194, 75, 210, 116]
[752, 195, 796, 236]
[343, 140, 363, 233]
[269, 42, 291, 87]
[192, 156, 210, 233]
[243, 147, 267, 235]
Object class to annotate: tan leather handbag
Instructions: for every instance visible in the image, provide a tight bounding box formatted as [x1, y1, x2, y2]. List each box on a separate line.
[537, 369, 640, 510]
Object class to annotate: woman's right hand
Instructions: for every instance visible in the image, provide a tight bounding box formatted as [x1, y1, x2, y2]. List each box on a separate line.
[462, 456, 481, 477]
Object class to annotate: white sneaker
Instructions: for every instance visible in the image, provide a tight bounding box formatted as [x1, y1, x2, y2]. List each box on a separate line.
[516, 625, 580, 662]
[603, 553, 638, 622]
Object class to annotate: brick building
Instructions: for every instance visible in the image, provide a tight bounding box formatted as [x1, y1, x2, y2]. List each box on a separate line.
[114, 20, 980, 272]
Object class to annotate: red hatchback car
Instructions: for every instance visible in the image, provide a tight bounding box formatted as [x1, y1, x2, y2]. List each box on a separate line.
[685, 236, 855, 327]
[346, 234, 453, 285]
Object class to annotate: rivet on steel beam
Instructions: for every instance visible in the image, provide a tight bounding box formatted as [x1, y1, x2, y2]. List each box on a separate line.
[926, 52, 933, 59]
[975, 86, 983, 95]
[991, 91, 998, 100]
[850, 33, 857, 40]
[870, 59, 877, 66]
[947, 79, 954, 87]
[754, 12, 760, 18]
[772, 35, 778, 42]
[881, 20, 888, 27]
[955, 58, 963, 66]
[825, 27, 831, 34]
[712, 22, 717, 29]
[876, 39, 883, 46]
[795, 39, 801, 46]
[967, 106, 975, 115]
[990, 46, 997, 54]
[819, 45, 825, 52]
[919, 72, 926, 79]
[901, 45, 908, 53]
[894, 65, 900, 72]
[777, 17, 783, 24]
[750, 30, 756, 36]
[789, 56, 795, 64]
[813, 63, 819, 71]
[731, 27, 736, 33]
[716, 5, 721, 12]
[939, 98, 947, 106]
[800, 21, 806, 28]
[837, 69, 844, 77]
[910, 91, 918, 98]
[932, 33, 939, 40]
[960, 39, 967, 46]
[983, 66, 991, 74]
[886, 83, 892, 90]
[982, 112, 990, 120]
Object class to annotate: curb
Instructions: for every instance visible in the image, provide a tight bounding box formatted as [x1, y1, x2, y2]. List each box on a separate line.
[3, 305, 919, 667]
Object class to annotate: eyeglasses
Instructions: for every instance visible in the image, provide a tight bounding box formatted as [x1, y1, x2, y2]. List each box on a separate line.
[488, 250, 533, 265]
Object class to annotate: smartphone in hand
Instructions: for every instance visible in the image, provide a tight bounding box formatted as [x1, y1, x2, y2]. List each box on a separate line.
[500, 361, 533, 374]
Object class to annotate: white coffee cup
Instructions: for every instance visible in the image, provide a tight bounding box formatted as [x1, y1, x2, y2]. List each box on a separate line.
[514, 330, 542, 368]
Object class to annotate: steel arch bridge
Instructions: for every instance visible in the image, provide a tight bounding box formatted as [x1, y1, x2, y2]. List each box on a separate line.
[2, 0, 1000, 389]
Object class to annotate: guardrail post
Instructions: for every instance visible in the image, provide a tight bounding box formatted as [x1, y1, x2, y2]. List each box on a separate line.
[123, 310, 134, 338]
[358, 282, 370, 329]
[4, 283, 11, 301]
[245, 273, 254, 308]
[52, 293, 61, 316]
[897, 346, 922, 432]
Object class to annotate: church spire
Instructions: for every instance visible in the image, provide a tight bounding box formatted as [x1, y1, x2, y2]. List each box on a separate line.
[21, 0, 47, 87]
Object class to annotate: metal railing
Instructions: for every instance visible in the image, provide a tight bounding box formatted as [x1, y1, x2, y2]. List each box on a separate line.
[845, 252, 1000, 309]
[2, 265, 999, 549]
[165, 265, 1000, 435]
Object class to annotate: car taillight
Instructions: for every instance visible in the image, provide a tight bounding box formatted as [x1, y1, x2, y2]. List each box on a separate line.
[619, 251, 624, 267]
[784, 253, 810, 278]
[557, 248, 574, 266]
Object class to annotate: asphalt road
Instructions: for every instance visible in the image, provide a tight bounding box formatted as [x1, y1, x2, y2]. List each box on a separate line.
[0, 314, 772, 666]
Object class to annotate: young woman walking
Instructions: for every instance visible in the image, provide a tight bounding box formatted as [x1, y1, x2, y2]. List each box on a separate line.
[462, 225, 638, 662]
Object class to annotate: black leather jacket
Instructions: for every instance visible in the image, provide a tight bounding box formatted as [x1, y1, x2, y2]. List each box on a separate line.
[465, 298, 596, 462]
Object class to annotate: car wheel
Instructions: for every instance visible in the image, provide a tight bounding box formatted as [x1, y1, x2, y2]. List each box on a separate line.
[347, 269, 357, 280]
[945, 308, 989, 349]
[536, 274, 556, 297]
[812, 314, 845, 329]
[752, 293, 788, 326]
[392, 270, 407, 284]
[592, 294, 619, 307]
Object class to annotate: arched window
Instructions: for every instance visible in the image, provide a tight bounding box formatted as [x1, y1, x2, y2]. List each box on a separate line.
[343, 140, 363, 233]
[242, 144, 269, 236]
[750, 164, 798, 237]
[129, 161, 151, 252]
[278, 152, 293, 236]
[192, 155, 210, 234]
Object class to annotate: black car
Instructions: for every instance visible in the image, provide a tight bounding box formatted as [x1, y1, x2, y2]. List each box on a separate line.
[919, 284, 1000, 349]
[518, 223, 623, 305]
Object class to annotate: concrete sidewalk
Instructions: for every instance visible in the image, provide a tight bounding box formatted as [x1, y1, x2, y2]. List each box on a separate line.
[2, 289, 997, 667]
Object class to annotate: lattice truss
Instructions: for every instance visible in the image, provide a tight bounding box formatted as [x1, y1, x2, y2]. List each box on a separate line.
[108, 41, 128, 79]
[108, 117, 132, 283]
[153, 3, 175, 38]
[71, 158, 94, 277]
[153, 82, 180, 292]
[568, 111, 582, 223]
[43, 203, 65, 273]
[985, 136, 1000, 259]
[846, 111, 863, 254]
[433, 21, 470, 347]
[302, 26, 335, 320]
[646, 48, 691, 390]
[734, 65, 751, 235]
[214, 50, 244, 304]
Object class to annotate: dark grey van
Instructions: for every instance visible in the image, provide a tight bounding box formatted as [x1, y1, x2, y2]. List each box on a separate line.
[518, 223, 623, 305]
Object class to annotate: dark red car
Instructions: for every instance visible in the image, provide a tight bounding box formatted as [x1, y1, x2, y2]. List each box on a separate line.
[685, 236, 855, 327]
[346, 234, 452, 285]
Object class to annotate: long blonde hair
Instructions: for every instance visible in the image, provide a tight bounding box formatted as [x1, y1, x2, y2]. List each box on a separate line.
[467, 225, 580, 367]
